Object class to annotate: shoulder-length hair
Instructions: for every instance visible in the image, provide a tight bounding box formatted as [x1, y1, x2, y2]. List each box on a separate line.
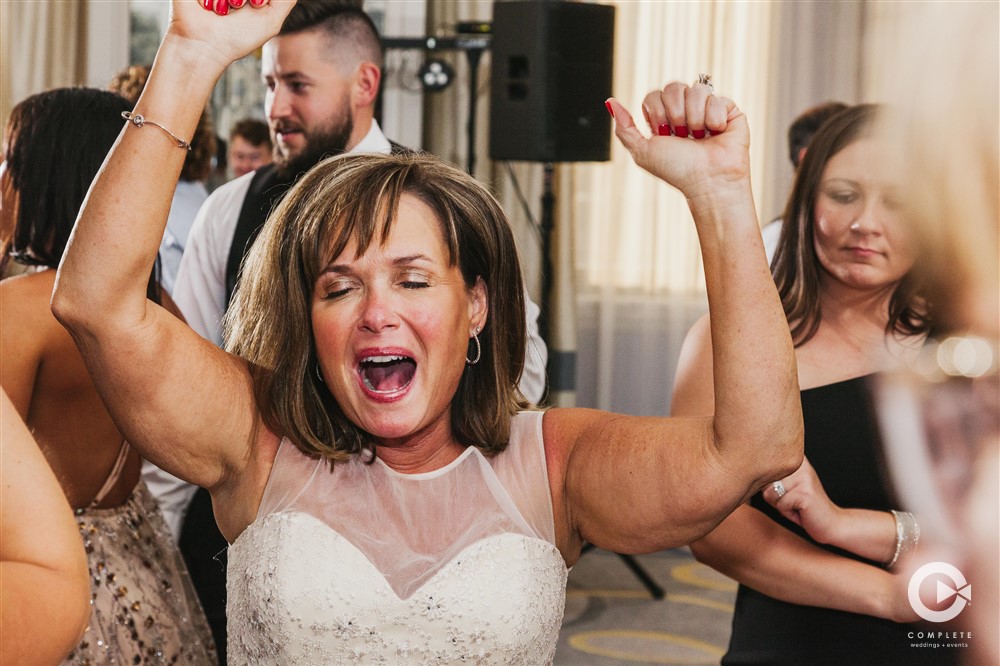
[771, 103, 931, 346]
[3, 88, 128, 270]
[225, 152, 528, 461]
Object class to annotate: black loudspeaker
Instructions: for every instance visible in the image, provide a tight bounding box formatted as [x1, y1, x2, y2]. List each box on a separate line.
[489, 1, 615, 163]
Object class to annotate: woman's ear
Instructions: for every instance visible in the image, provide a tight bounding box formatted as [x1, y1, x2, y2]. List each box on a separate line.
[469, 276, 488, 333]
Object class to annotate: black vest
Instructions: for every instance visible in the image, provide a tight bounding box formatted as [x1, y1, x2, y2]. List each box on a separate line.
[224, 142, 413, 309]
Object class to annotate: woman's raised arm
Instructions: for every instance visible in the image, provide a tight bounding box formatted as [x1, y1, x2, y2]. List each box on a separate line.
[51, 0, 295, 494]
[546, 84, 802, 563]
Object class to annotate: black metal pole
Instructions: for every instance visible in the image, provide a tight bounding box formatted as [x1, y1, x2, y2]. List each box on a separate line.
[464, 47, 483, 175]
[538, 162, 555, 348]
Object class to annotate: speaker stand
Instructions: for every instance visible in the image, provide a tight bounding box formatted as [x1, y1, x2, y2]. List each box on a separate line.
[539, 165, 664, 601]
[581, 543, 666, 600]
[538, 162, 556, 348]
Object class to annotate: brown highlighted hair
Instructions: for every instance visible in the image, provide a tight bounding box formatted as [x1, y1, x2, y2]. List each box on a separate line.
[771, 104, 931, 346]
[225, 152, 528, 460]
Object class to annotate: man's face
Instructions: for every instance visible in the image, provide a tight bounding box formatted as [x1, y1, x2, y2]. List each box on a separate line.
[262, 29, 354, 176]
[228, 136, 272, 178]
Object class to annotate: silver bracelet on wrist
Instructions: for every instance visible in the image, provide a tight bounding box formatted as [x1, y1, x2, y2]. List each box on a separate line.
[885, 510, 920, 570]
[121, 111, 192, 151]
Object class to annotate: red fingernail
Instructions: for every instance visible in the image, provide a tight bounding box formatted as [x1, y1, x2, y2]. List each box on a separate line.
[708, 130, 718, 136]
[674, 125, 689, 138]
[657, 123, 672, 136]
[231, 0, 246, 7]
[605, 101, 615, 119]
[203, 0, 214, 9]
[692, 129, 706, 139]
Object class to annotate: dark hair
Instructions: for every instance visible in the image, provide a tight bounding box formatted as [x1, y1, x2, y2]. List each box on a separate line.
[3, 88, 129, 270]
[225, 152, 528, 461]
[230, 118, 272, 150]
[772, 104, 930, 346]
[2, 87, 162, 301]
[108, 64, 217, 182]
[788, 101, 849, 168]
[280, 1, 383, 70]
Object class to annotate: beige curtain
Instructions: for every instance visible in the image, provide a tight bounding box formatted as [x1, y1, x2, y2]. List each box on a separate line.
[0, 0, 87, 127]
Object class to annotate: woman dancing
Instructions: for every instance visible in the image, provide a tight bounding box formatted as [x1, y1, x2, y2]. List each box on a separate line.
[52, 0, 802, 661]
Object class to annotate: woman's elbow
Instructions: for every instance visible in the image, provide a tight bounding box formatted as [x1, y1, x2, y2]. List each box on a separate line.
[772, 416, 805, 479]
[50, 275, 87, 331]
[752, 398, 805, 481]
[750, 424, 804, 485]
[50, 273, 120, 336]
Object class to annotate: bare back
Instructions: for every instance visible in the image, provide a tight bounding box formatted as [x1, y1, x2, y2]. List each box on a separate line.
[1, 270, 138, 509]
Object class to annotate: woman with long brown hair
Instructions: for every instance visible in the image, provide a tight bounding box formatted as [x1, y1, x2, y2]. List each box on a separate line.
[673, 104, 959, 664]
[0, 87, 216, 664]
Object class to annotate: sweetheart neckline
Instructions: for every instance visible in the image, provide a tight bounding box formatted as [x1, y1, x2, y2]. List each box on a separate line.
[229, 510, 568, 601]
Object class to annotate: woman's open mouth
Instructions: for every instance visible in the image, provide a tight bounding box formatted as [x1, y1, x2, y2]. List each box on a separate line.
[358, 355, 417, 395]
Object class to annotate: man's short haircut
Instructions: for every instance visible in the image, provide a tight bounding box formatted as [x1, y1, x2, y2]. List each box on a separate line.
[279, 0, 383, 70]
[787, 101, 849, 168]
[230, 118, 272, 150]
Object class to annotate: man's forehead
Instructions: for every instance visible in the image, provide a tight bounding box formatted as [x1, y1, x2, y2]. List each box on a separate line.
[261, 31, 336, 77]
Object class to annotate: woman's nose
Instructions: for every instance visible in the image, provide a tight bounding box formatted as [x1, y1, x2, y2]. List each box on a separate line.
[850, 200, 885, 235]
[358, 288, 400, 333]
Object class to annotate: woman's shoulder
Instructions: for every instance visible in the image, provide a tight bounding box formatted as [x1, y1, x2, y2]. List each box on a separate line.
[1, 269, 63, 336]
[1, 267, 57, 299]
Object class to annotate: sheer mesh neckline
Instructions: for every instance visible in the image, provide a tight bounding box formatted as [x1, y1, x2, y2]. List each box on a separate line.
[370, 443, 479, 480]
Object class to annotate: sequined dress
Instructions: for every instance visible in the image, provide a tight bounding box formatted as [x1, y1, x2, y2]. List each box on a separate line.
[63, 443, 217, 665]
[227, 410, 569, 664]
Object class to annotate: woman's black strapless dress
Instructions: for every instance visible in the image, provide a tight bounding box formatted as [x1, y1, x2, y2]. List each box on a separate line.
[721, 376, 962, 665]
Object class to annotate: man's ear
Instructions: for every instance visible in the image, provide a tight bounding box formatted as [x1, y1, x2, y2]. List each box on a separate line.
[354, 62, 381, 108]
[469, 277, 488, 333]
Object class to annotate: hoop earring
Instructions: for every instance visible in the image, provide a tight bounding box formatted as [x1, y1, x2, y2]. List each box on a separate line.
[315, 362, 325, 383]
[466, 329, 481, 366]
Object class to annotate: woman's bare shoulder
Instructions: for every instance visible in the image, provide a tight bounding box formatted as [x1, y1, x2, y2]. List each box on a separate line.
[1, 270, 63, 336]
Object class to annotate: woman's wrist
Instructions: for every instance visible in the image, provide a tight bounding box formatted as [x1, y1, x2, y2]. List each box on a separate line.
[155, 32, 233, 86]
[132, 34, 228, 136]
[810, 504, 849, 547]
[685, 179, 754, 223]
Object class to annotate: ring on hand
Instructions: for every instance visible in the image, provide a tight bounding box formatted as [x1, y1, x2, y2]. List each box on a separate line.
[695, 73, 714, 95]
[772, 481, 787, 499]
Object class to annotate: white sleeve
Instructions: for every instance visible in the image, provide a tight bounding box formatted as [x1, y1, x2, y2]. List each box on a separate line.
[761, 218, 784, 265]
[172, 174, 252, 347]
[141, 460, 197, 543]
[519, 293, 548, 403]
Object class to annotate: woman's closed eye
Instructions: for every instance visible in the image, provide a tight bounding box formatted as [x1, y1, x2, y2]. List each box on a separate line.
[827, 190, 859, 205]
[398, 271, 431, 290]
[320, 279, 357, 300]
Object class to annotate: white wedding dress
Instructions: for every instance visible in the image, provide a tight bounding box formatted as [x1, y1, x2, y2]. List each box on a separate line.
[227, 411, 569, 664]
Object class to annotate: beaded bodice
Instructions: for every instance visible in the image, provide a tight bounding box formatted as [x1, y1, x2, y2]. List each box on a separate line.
[226, 411, 568, 664]
[63, 481, 216, 664]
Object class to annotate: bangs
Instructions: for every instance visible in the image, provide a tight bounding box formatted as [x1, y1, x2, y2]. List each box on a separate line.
[299, 157, 462, 278]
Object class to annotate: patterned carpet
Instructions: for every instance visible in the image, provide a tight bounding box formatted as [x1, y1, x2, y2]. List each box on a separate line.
[555, 547, 737, 665]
